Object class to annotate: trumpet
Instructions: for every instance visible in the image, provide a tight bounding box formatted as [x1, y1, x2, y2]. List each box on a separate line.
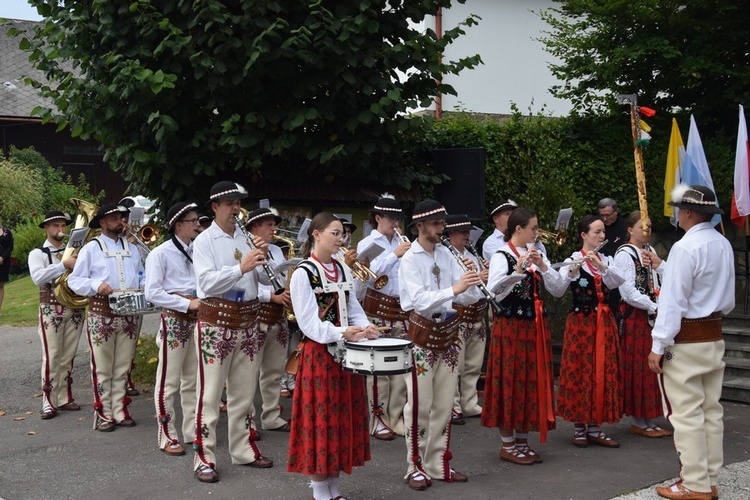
[536, 229, 567, 246]
[440, 237, 503, 315]
[336, 248, 389, 290]
[394, 228, 410, 244]
[234, 215, 285, 295]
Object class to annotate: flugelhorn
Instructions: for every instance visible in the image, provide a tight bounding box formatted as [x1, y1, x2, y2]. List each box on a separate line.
[234, 215, 285, 295]
[440, 237, 502, 315]
[394, 228, 410, 244]
[535, 229, 567, 246]
[336, 249, 389, 290]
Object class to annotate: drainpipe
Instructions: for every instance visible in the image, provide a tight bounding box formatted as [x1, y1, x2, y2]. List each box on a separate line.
[435, 7, 443, 120]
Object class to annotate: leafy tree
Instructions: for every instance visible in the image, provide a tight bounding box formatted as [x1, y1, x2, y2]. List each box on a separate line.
[539, 0, 750, 130]
[16, 1, 481, 207]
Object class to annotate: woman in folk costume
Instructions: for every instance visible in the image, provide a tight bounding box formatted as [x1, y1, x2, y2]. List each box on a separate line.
[557, 214, 626, 448]
[612, 211, 672, 438]
[483, 208, 567, 465]
[287, 212, 380, 500]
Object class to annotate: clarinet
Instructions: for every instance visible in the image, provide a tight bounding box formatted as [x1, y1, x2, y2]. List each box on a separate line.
[234, 216, 285, 295]
[440, 237, 503, 315]
[465, 241, 488, 271]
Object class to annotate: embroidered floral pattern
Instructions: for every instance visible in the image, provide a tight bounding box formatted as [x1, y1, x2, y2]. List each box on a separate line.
[199, 325, 237, 365]
[162, 316, 193, 350]
[89, 317, 115, 345]
[239, 324, 266, 360]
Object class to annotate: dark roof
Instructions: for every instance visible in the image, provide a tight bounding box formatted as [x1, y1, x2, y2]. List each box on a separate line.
[0, 19, 54, 119]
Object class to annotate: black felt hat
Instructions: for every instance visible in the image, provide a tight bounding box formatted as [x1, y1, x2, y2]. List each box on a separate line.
[409, 199, 448, 227]
[205, 181, 248, 207]
[668, 184, 724, 215]
[444, 214, 472, 232]
[369, 195, 404, 218]
[339, 217, 357, 233]
[89, 204, 130, 229]
[39, 210, 72, 228]
[245, 207, 282, 227]
[166, 202, 199, 232]
[489, 199, 518, 220]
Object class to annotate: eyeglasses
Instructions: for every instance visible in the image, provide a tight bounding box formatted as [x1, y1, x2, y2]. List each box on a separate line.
[326, 230, 343, 238]
[180, 218, 200, 224]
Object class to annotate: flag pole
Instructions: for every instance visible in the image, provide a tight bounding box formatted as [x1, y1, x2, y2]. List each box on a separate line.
[616, 94, 650, 239]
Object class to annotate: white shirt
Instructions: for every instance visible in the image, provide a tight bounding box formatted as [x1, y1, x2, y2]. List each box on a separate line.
[193, 222, 269, 300]
[482, 228, 505, 262]
[612, 244, 664, 315]
[28, 240, 67, 286]
[557, 251, 626, 291]
[289, 261, 369, 344]
[355, 228, 402, 298]
[258, 244, 286, 303]
[651, 222, 735, 355]
[68, 235, 144, 296]
[488, 243, 567, 301]
[144, 237, 195, 312]
[398, 240, 482, 318]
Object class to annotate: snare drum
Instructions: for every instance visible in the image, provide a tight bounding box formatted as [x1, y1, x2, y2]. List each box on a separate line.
[109, 291, 160, 316]
[342, 338, 413, 375]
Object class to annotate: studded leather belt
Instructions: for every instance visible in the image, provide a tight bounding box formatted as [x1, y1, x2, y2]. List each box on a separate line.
[198, 297, 259, 330]
[674, 312, 723, 343]
[363, 288, 409, 322]
[453, 300, 488, 324]
[258, 302, 284, 325]
[39, 284, 62, 306]
[406, 311, 460, 352]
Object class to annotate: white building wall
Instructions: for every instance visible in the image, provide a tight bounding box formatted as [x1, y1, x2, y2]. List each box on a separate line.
[435, 0, 571, 116]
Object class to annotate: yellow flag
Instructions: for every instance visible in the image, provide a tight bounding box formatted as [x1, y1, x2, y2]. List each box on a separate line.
[664, 118, 685, 224]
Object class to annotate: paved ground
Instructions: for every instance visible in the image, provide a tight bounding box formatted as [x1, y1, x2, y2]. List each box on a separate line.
[1, 319, 749, 500]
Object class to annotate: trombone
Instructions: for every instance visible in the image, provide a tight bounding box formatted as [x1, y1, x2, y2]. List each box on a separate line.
[336, 248, 389, 290]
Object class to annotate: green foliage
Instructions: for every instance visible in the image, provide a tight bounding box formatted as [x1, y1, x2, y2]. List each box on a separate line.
[539, 0, 750, 130]
[19, 0, 482, 208]
[5, 146, 105, 215]
[0, 160, 44, 224]
[9, 214, 46, 274]
[131, 334, 159, 388]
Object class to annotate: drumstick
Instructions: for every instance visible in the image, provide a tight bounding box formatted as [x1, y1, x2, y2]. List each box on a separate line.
[374, 326, 391, 331]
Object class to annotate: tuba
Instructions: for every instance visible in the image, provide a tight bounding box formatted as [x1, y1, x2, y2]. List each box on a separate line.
[53, 198, 99, 308]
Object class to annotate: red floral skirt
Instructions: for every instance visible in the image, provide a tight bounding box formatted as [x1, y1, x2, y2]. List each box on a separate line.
[481, 317, 555, 433]
[556, 311, 623, 424]
[620, 307, 662, 419]
[286, 341, 371, 475]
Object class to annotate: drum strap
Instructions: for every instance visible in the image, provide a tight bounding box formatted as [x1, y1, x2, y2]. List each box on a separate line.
[95, 236, 131, 290]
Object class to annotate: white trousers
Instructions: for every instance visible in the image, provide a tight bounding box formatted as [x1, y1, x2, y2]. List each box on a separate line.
[403, 343, 462, 480]
[38, 303, 85, 412]
[453, 318, 486, 417]
[256, 319, 289, 430]
[86, 313, 139, 425]
[366, 317, 408, 435]
[660, 340, 724, 493]
[193, 321, 266, 471]
[154, 314, 198, 448]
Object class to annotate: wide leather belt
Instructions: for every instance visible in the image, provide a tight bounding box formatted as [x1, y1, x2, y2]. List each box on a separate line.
[363, 288, 409, 322]
[258, 302, 284, 325]
[163, 293, 198, 321]
[406, 311, 460, 352]
[198, 297, 259, 330]
[453, 300, 488, 324]
[39, 284, 62, 306]
[674, 312, 723, 343]
[89, 294, 116, 317]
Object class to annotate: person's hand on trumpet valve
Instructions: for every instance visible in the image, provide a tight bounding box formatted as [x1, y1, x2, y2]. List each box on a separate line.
[394, 239, 411, 258]
[342, 248, 359, 268]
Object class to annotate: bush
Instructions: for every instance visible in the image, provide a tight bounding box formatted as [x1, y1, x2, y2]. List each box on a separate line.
[10, 215, 46, 273]
[0, 160, 44, 225]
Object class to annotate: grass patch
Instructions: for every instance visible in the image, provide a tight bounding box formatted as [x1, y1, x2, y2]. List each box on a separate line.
[132, 334, 159, 389]
[1, 275, 40, 326]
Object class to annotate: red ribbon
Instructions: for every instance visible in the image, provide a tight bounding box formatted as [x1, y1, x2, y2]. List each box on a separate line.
[532, 274, 554, 443]
[593, 275, 608, 424]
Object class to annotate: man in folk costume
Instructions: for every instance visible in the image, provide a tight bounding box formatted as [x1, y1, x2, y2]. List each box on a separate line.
[28, 211, 85, 420]
[144, 202, 201, 456]
[482, 199, 518, 262]
[444, 214, 488, 424]
[649, 185, 734, 500]
[245, 207, 292, 433]
[68, 204, 144, 431]
[355, 194, 412, 440]
[192, 181, 274, 483]
[398, 200, 483, 490]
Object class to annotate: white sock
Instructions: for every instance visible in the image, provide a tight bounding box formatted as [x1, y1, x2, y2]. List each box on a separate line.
[310, 479, 331, 500]
[501, 435, 515, 446]
[631, 417, 647, 428]
[328, 477, 341, 498]
[587, 425, 601, 435]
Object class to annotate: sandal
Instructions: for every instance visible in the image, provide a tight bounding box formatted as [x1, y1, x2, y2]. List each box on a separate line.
[572, 427, 588, 448]
[587, 430, 620, 448]
[516, 444, 543, 463]
[500, 446, 535, 465]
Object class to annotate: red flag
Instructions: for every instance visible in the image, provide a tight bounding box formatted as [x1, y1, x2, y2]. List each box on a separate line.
[730, 191, 746, 228]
